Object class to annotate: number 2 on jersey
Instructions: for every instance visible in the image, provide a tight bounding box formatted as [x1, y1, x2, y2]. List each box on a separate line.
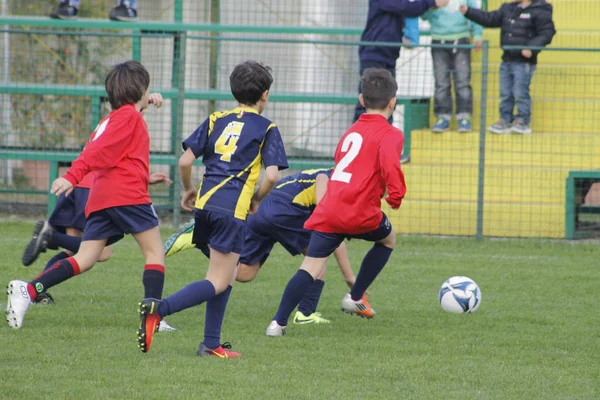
[215, 121, 244, 162]
[331, 132, 363, 183]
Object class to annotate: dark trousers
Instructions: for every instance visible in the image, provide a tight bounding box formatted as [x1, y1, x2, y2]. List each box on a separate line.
[431, 38, 473, 119]
[353, 61, 396, 124]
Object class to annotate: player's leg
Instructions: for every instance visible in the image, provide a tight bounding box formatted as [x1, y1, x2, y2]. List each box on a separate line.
[342, 214, 395, 318]
[267, 231, 343, 336]
[295, 250, 329, 324]
[236, 215, 275, 283]
[7, 238, 106, 329]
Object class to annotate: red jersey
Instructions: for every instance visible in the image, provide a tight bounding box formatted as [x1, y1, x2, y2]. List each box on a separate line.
[77, 172, 96, 189]
[63, 104, 151, 216]
[305, 114, 406, 234]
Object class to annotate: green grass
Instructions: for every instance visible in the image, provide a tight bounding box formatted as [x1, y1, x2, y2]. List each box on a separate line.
[1, 221, 599, 400]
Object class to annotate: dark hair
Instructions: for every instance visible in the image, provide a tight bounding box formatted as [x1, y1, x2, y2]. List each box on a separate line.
[105, 60, 150, 110]
[230, 61, 273, 105]
[360, 68, 398, 110]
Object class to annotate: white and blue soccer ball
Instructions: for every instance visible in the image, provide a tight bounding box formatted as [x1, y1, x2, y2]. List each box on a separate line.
[438, 276, 481, 313]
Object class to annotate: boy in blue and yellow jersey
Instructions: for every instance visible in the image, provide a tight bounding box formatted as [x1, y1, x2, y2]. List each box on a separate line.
[163, 168, 359, 325]
[137, 61, 288, 358]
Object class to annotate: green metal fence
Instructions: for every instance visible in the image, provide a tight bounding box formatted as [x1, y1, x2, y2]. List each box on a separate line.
[0, 9, 599, 239]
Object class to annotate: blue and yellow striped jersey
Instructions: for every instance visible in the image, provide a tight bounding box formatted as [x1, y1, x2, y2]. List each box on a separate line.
[270, 168, 333, 211]
[182, 106, 288, 220]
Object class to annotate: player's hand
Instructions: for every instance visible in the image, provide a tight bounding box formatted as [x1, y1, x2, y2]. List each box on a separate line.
[459, 5, 468, 14]
[474, 40, 483, 51]
[148, 93, 164, 108]
[149, 172, 172, 186]
[181, 188, 197, 212]
[385, 196, 402, 210]
[51, 177, 74, 197]
[435, 0, 449, 8]
[249, 197, 261, 215]
[521, 49, 533, 58]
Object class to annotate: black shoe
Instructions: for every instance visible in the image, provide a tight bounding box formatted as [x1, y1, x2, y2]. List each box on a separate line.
[137, 298, 162, 353]
[49, 2, 78, 19]
[33, 292, 55, 305]
[109, 2, 138, 21]
[22, 221, 54, 267]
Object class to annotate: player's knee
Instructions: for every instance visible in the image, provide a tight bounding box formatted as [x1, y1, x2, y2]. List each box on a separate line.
[236, 264, 259, 283]
[97, 247, 112, 263]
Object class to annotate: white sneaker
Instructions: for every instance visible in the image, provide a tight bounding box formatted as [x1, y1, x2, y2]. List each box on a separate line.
[265, 320, 286, 337]
[6, 280, 32, 329]
[158, 320, 177, 332]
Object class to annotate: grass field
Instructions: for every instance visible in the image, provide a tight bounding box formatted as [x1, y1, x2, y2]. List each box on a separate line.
[1, 220, 599, 400]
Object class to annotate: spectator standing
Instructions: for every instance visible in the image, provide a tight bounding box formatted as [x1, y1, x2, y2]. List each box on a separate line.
[461, 0, 555, 134]
[423, 0, 483, 133]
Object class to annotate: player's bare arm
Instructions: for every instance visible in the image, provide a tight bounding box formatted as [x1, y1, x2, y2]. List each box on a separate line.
[149, 172, 173, 186]
[178, 148, 198, 211]
[250, 165, 280, 213]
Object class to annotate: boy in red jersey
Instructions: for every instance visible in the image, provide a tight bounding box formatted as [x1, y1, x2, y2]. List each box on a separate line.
[6, 61, 167, 333]
[266, 68, 406, 336]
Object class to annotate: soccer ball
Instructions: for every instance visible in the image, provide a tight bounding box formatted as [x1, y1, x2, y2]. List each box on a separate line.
[438, 276, 481, 313]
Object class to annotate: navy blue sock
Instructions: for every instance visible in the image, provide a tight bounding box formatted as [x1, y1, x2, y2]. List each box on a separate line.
[203, 285, 232, 349]
[350, 243, 393, 301]
[43, 251, 70, 272]
[28, 257, 81, 298]
[274, 270, 315, 326]
[50, 232, 81, 254]
[297, 279, 325, 315]
[158, 279, 216, 318]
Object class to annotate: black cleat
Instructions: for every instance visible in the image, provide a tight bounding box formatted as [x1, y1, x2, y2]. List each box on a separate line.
[49, 2, 78, 19]
[137, 298, 162, 353]
[109, 2, 138, 21]
[22, 221, 54, 267]
[33, 292, 55, 305]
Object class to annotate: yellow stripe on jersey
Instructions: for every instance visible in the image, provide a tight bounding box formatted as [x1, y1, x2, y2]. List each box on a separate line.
[233, 152, 263, 219]
[195, 175, 236, 209]
[208, 107, 259, 136]
[292, 183, 317, 207]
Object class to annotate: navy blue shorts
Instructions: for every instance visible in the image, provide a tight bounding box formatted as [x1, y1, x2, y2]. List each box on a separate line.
[239, 197, 311, 265]
[306, 213, 392, 258]
[193, 209, 246, 254]
[48, 187, 90, 232]
[82, 204, 159, 245]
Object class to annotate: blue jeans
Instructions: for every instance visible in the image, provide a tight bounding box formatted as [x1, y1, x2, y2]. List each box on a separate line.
[499, 62, 536, 124]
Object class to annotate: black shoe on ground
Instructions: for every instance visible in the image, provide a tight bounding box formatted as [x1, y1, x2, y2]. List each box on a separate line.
[34, 292, 55, 305]
[22, 221, 54, 267]
[49, 2, 78, 19]
[109, 2, 138, 21]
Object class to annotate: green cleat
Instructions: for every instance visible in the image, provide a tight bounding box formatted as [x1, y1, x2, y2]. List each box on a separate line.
[164, 219, 196, 257]
[293, 311, 331, 325]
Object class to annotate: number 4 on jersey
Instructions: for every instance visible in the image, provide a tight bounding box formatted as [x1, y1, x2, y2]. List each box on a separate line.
[331, 132, 363, 183]
[215, 121, 244, 162]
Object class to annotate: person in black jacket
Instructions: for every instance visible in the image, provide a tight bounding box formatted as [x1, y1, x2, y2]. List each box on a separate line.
[460, 0, 555, 134]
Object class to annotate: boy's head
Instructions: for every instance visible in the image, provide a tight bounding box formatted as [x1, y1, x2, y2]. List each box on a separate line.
[230, 61, 273, 113]
[359, 68, 398, 117]
[105, 60, 150, 111]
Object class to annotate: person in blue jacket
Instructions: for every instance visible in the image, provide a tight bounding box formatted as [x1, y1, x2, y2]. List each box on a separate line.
[422, 0, 484, 133]
[354, 0, 448, 164]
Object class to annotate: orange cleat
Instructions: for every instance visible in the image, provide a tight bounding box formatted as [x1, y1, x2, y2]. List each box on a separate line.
[137, 298, 162, 353]
[196, 342, 241, 358]
[341, 293, 376, 318]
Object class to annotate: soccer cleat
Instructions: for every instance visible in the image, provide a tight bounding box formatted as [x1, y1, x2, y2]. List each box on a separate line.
[22, 221, 54, 267]
[158, 320, 177, 332]
[33, 292, 55, 305]
[266, 320, 286, 337]
[109, 2, 138, 21]
[49, 2, 78, 19]
[164, 219, 196, 257]
[293, 311, 331, 325]
[137, 298, 162, 353]
[488, 119, 512, 134]
[341, 293, 376, 319]
[431, 118, 450, 133]
[196, 342, 241, 358]
[6, 280, 32, 329]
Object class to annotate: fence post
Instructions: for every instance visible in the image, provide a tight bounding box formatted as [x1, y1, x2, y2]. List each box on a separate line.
[171, 30, 187, 229]
[476, 40, 489, 240]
